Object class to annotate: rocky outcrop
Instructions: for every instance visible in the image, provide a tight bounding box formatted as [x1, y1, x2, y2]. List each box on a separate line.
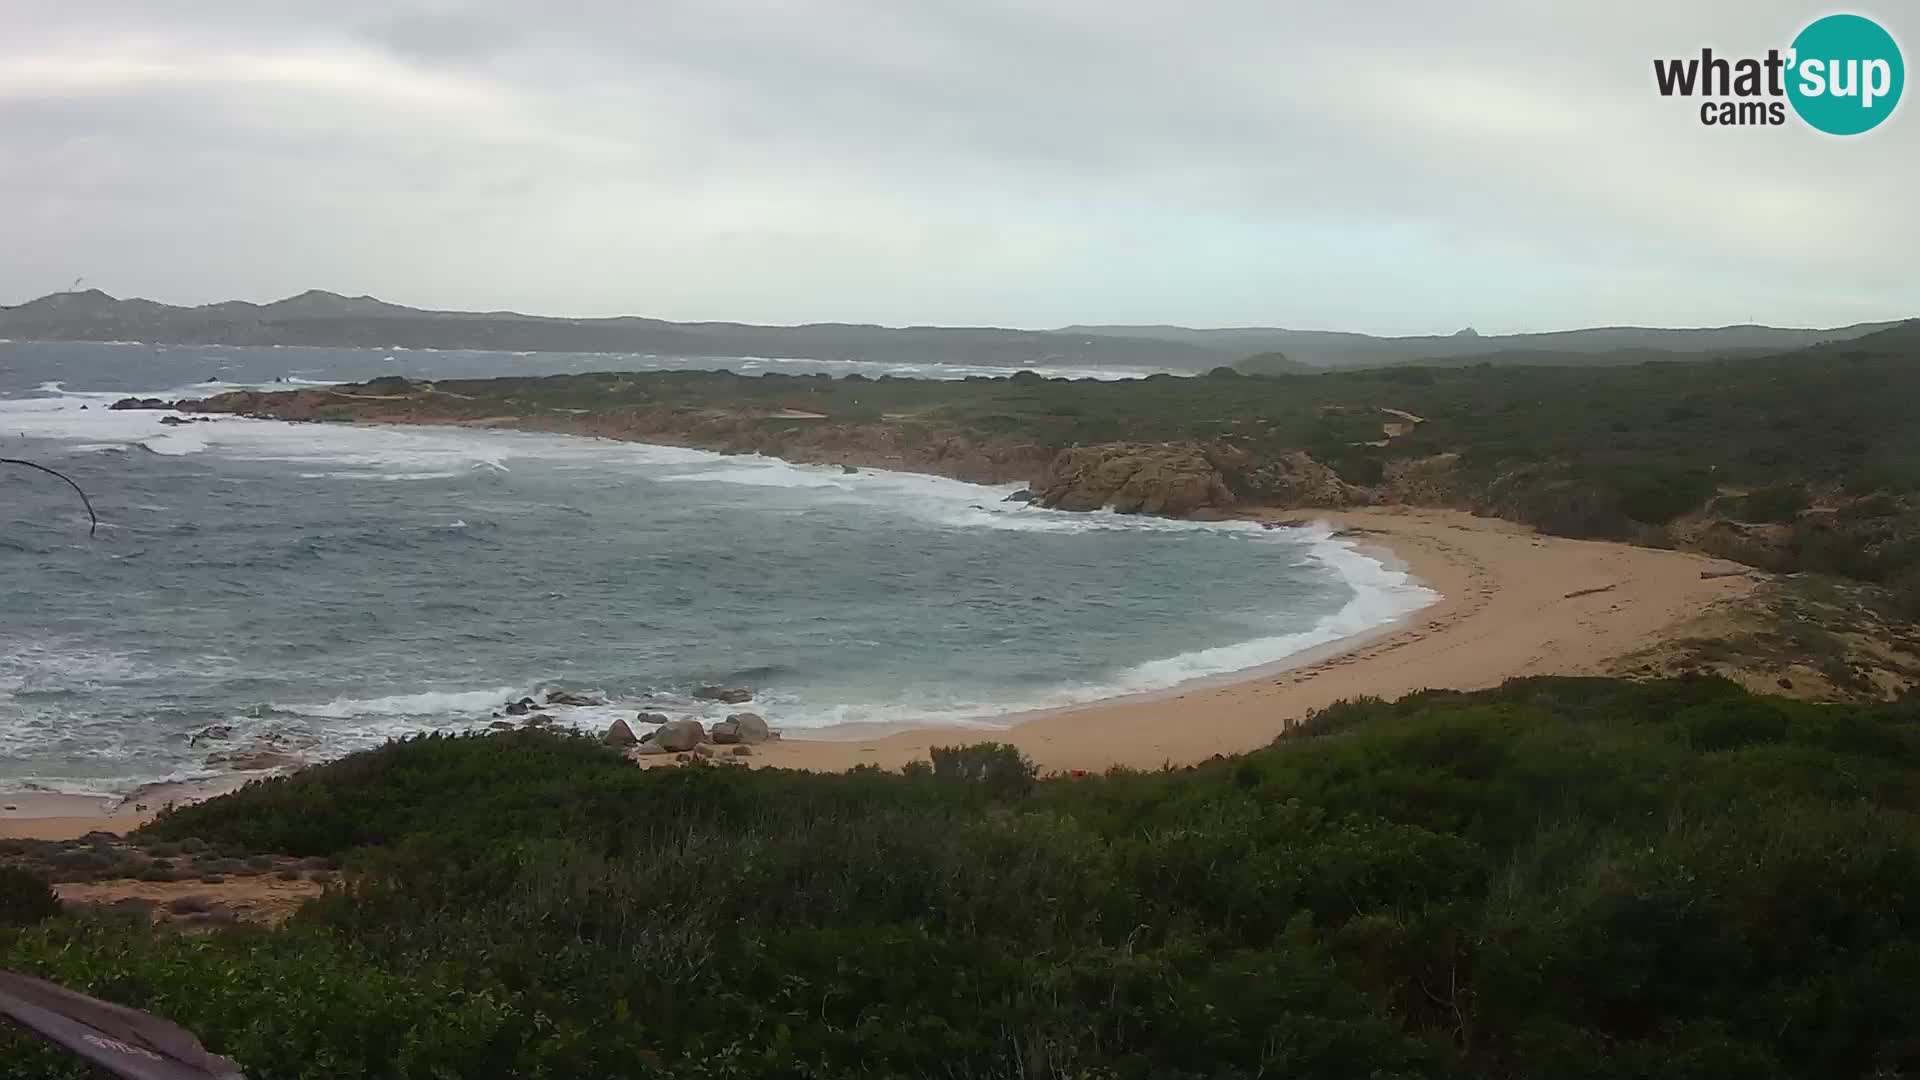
[1383, 453, 1461, 505]
[635, 711, 670, 725]
[187, 724, 235, 748]
[109, 397, 171, 411]
[603, 719, 638, 746]
[1032, 442, 1381, 516]
[545, 688, 607, 707]
[711, 712, 770, 745]
[1205, 445, 1374, 507]
[693, 686, 752, 705]
[1034, 444, 1233, 515]
[650, 718, 707, 751]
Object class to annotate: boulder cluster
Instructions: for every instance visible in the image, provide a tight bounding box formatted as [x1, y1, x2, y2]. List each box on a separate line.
[483, 686, 779, 765]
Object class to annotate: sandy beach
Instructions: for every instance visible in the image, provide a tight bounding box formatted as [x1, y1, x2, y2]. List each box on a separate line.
[0, 778, 259, 842]
[712, 506, 1758, 772]
[3, 506, 1757, 839]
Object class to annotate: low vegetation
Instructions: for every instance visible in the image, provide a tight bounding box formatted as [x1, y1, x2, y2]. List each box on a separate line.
[6, 678, 1920, 1077]
[1622, 574, 1920, 701]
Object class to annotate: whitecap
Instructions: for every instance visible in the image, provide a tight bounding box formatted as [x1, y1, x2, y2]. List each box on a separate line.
[274, 687, 521, 720]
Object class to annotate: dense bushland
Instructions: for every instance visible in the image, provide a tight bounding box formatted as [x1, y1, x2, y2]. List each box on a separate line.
[7, 677, 1920, 1077]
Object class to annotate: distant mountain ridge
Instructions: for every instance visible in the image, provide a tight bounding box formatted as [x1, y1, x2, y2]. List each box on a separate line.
[1060, 320, 1905, 368]
[0, 288, 1899, 371]
[0, 289, 1244, 372]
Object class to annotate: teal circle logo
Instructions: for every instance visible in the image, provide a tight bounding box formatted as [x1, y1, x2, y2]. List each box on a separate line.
[1787, 14, 1904, 134]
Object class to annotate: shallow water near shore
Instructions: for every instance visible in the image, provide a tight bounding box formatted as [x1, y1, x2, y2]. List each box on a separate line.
[0, 342, 1434, 796]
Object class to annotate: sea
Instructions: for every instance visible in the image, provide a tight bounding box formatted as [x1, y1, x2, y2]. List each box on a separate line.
[0, 341, 1436, 796]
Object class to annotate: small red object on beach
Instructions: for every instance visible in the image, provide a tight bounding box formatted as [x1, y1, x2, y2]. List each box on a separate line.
[1069, 769, 1088, 779]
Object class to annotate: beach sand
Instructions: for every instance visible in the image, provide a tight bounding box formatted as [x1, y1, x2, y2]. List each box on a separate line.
[703, 507, 1757, 772]
[0, 778, 259, 841]
[3, 507, 1757, 839]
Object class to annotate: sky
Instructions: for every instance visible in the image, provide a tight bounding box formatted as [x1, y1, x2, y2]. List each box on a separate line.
[3, 1, 1914, 335]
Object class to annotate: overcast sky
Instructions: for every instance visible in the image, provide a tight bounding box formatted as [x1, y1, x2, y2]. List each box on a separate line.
[3, 1, 1913, 334]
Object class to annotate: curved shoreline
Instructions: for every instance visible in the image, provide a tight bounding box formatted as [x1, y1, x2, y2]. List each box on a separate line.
[1, 423, 1760, 837]
[661, 505, 1757, 773]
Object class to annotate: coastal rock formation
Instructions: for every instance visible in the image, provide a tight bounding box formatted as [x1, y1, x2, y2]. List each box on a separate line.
[651, 718, 707, 751]
[1205, 445, 1373, 507]
[711, 712, 769, 745]
[1031, 442, 1378, 515]
[1003, 489, 1035, 503]
[1035, 444, 1233, 515]
[635, 711, 670, 725]
[505, 698, 535, 716]
[187, 724, 235, 748]
[108, 397, 171, 411]
[603, 719, 638, 746]
[694, 686, 752, 705]
[1383, 453, 1461, 504]
[545, 688, 607, 707]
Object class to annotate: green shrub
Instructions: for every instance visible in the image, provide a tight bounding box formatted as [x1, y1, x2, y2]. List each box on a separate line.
[1739, 483, 1811, 523]
[1618, 468, 1714, 524]
[0, 866, 61, 926]
[22, 679, 1908, 1077]
[928, 742, 1037, 797]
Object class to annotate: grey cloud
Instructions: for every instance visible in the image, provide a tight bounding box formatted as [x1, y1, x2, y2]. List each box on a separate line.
[1, 0, 1913, 332]
[360, 9, 531, 61]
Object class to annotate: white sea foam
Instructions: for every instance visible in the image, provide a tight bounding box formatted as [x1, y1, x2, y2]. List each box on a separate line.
[1104, 528, 1432, 694]
[655, 461, 851, 489]
[276, 687, 522, 720]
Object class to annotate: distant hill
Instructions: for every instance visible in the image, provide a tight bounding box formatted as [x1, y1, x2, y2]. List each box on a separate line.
[0, 290, 1233, 371]
[1062, 320, 1902, 368]
[4, 289, 1898, 372]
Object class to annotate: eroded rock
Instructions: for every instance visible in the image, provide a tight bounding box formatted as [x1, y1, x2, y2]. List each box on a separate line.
[693, 686, 752, 705]
[1035, 443, 1232, 515]
[652, 718, 707, 751]
[711, 712, 770, 745]
[545, 689, 607, 707]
